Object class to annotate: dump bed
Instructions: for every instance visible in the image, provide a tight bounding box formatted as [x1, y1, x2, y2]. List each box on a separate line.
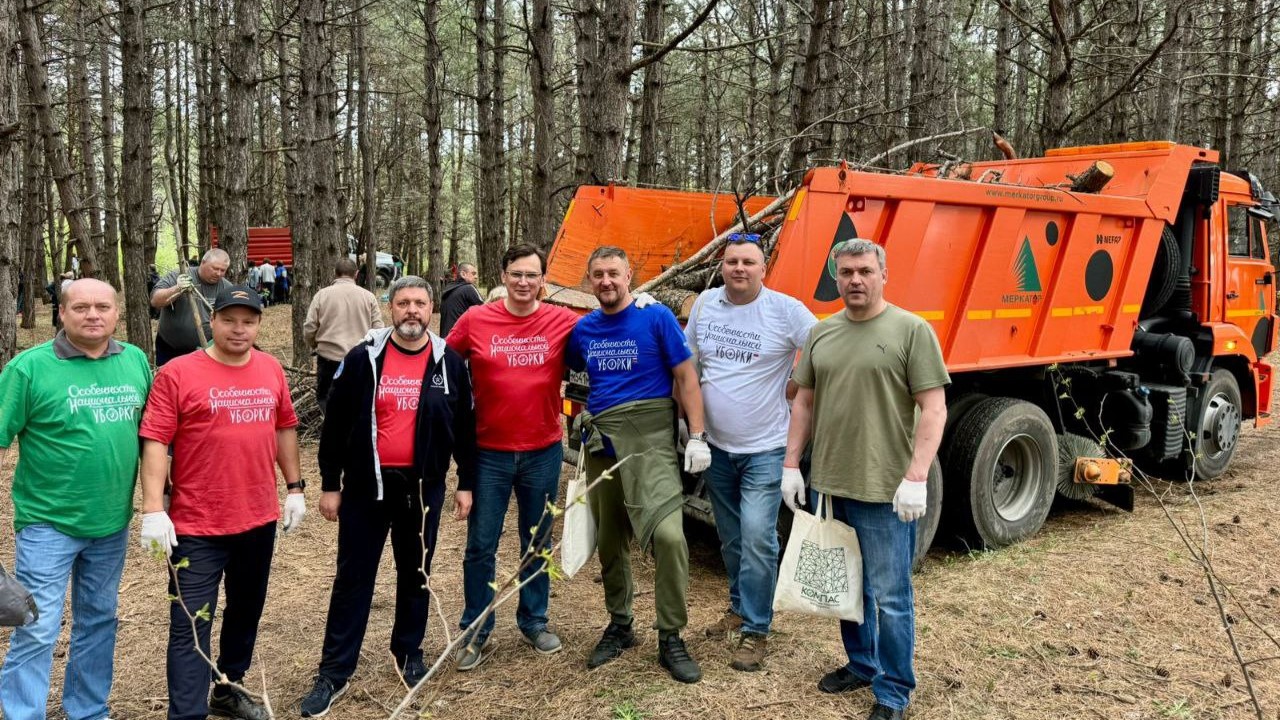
[547, 142, 1224, 373]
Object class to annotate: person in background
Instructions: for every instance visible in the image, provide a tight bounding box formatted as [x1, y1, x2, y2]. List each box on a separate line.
[439, 262, 484, 338]
[259, 259, 276, 306]
[274, 264, 289, 304]
[0, 279, 152, 720]
[149, 249, 233, 366]
[304, 257, 384, 411]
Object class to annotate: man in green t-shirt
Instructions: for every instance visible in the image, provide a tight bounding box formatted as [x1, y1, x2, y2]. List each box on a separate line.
[0, 279, 152, 720]
[783, 239, 949, 720]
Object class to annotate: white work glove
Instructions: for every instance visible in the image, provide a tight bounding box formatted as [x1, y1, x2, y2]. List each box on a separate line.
[175, 273, 194, 291]
[634, 292, 657, 309]
[676, 418, 690, 452]
[892, 479, 928, 522]
[282, 493, 307, 533]
[781, 467, 806, 511]
[140, 511, 178, 557]
[683, 436, 711, 474]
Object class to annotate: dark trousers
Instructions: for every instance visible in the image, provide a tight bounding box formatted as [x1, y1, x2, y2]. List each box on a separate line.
[166, 522, 276, 720]
[317, 469, 446, 684]
[154, 334, 193, 367]
[316, 356, 342, 412]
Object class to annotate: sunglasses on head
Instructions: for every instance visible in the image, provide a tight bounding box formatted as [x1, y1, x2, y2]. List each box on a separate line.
[726, 233, 762, 244]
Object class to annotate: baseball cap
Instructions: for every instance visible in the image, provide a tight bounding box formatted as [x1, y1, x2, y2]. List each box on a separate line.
[213, 285, 263, 313]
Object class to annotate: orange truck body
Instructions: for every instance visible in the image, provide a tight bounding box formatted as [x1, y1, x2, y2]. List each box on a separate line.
[549, 140, 1278, 549]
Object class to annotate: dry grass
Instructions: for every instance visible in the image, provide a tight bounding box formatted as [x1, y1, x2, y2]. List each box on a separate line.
[1, 303, 1278, 719]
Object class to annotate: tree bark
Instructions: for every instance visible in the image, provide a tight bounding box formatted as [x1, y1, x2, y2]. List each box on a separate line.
[221, 0, 260, 283]
[420, 0, 444, 290]
[0, 0, 20, 365]
[635, 0, 665, 186]
[71, 0, 107, 285]
[16, 0, 99, 277]
[20, 101, 41, 330]
[526, 0, 556, 249]
[788, 0, 832, 175]
[120, 0, 154, 355]
[356, 4, 377, 292]
[100, 20, 120, 292]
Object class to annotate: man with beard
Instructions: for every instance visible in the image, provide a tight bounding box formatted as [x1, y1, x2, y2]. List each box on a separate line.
[566, 246, 710, 684]
[783, 239, 949, 720]
[139, 285, 304, 720]
[299, 276, 477, 717]
[0, 279, 152, 720]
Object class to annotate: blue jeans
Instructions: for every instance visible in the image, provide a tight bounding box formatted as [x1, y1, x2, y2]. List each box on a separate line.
[814, 492, 917, 711]
[703, 445, 785, 636]
[460, 442, 563, 641]
[0, 524, 128, 720]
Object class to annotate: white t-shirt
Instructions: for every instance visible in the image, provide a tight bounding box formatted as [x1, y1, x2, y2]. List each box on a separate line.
[261, 263, 275, 280]
[686, 286, 818, 454]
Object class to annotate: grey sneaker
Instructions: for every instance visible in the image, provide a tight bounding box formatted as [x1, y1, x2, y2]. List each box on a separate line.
[453, 636, 494, 671]
[521, 628, 563, 655]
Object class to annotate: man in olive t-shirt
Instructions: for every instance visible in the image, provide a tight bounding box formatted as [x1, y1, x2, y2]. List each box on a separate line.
[783, 239, 949, 720]
[0, 279, 152, 720]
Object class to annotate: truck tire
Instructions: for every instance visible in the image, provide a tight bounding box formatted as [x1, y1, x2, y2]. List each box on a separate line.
[944, 397, 1058, 549]
[376, 269, 393, 291]
[1188, 369, 1242, 481]
[1140, 226, 1180, 318]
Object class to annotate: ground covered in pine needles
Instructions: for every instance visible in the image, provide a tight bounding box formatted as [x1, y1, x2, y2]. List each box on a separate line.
[1, 302, 1278, 719]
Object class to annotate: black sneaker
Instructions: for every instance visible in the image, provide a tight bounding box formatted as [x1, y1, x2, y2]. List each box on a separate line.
[399, 655, 428, 686]
[299, 675, 348, 718]
[587, 621, 636, 669]
[817, 666, 872, 694]
[867, 703, 906, 720]
[209, 684, 270, 720]
[657, 633, 702, 684]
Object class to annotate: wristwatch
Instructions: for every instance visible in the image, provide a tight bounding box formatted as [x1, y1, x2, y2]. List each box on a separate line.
[286, 479, 306, 492]
[688, 431, 706, 442]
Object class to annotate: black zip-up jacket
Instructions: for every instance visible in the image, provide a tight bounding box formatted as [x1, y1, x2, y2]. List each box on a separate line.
[439, 280, 483, 338]
[318, 327, 477, 499]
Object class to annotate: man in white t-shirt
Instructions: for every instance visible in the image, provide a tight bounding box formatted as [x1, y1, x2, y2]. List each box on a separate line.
[686, 236, 817, 672]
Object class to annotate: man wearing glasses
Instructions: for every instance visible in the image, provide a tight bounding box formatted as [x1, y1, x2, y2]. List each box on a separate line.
[446, 244, 581, 669]
[685, 235, 816, 671]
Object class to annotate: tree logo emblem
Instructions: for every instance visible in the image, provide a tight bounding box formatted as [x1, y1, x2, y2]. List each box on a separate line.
[1014, 237, 1042, 293]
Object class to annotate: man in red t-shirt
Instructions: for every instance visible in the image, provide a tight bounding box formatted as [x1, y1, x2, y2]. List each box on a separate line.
[445, 244, 581, 670]
[137, 285, 304, 720]
[298, 276, 477, 718]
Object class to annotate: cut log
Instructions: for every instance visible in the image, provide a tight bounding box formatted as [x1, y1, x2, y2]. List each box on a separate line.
[1068, 160, 1114, 193]
[652, 289, 698, 320]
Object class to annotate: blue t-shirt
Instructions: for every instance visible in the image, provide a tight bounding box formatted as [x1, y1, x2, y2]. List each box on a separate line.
[568, 302, 693, 414]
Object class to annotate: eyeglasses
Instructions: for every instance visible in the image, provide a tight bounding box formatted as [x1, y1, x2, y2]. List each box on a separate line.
[505, 271, 543, 281]
[726, 233, 762, 244]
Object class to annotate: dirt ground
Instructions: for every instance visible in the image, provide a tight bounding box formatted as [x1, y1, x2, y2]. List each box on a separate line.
[1, 303, 1278, 720]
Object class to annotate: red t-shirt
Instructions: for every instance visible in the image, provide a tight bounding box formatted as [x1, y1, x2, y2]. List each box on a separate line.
[140, 349, 298, 536]
[446, 301, 578, 451]
[376, 341, 432, 467]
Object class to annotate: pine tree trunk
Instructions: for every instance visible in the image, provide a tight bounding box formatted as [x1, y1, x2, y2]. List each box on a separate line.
[635, 0, 664, 186]
[421, 0, 444, 290]
[788, 0, 831, 174]
[526, 0, 556, 250]
[221, 0, 259, 283]
[20, 101, 41, 330]
[72, 0, 107, 285]
[356, 6, 377, 292]
[0, 0, 20, 365]
[120, 0, 154, 355]
[100, 25, 120, 291]
[17, 0, 98, 277]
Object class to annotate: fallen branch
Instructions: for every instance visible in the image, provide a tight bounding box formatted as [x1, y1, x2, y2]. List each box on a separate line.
[860, 126, 990, 169]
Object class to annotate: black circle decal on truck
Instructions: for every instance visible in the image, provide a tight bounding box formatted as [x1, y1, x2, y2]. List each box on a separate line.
[1085, 250, 1113, 301]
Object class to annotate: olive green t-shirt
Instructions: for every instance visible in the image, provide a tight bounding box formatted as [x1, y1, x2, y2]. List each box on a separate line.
[793, 304, 950, 502]
[0, 337, 152, 537]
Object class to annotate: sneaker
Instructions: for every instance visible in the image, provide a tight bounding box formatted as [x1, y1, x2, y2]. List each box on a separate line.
[702, 608, 743, 638]
[521, 628, 563, 655]
[399, 655, 428, 686]
[586, 621, 636, 669]
[298, 676, 348, 718]
[209, 684, 270, 720]
[817, 666, 872, 694]
[657, 633, 702, 684]
[867, 703, 906, 720]
[730, 632, 767, 672]
[453, 636, 494, 672]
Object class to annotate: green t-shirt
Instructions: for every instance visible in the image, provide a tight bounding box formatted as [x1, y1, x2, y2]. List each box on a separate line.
[0, 338, 153, 537]
[793, 304, 950, 502]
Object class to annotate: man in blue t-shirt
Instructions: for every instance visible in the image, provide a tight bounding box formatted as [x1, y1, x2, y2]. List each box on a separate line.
[567, 246, 712, 684]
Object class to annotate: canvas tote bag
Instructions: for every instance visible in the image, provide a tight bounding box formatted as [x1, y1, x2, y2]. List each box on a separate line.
[560, 448, 596, 579]
[773, 493, 864, 622]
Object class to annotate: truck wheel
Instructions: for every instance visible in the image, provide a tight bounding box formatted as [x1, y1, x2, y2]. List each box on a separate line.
[945, 397, 1058, 548]
[912, 456, 943, 571]
[1140, 226, 1179, 318]
[375, 269, 393, 291]
[943, 393, 988, 449]
[1189, 369, 1242, 481]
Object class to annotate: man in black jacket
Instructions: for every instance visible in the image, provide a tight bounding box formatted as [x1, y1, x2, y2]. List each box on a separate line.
[439, 263, 483, 337]
[299, 276, 477, 717]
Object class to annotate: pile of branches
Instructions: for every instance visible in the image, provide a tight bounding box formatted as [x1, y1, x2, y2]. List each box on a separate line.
[284, 366, 323, 442]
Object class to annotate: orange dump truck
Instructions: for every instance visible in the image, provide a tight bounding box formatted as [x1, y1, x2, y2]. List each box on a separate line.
[546, 141, 1278, 554]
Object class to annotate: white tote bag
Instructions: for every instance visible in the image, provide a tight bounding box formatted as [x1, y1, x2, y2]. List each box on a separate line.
[773, 494, 864, 622]
[559, 449, 596, 579]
